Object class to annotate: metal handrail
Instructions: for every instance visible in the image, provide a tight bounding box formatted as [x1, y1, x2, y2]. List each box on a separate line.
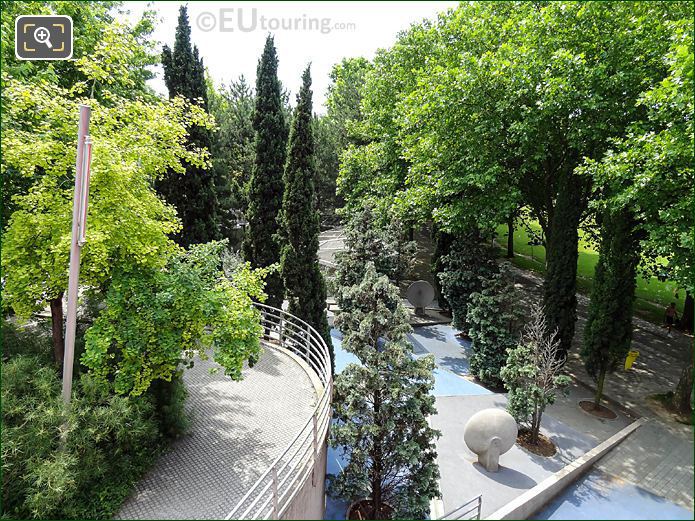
[437, 495, 483, 520]
[224, 303, 333, 520]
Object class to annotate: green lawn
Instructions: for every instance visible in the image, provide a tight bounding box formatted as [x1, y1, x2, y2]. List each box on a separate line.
[496, 222, 685, 324]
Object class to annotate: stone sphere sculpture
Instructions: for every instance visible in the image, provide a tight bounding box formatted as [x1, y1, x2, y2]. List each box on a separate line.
[464, 408, 518, 472]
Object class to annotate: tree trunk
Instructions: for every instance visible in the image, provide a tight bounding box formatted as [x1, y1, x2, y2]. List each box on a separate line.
[594, 366, 607, 409]
[530, 403, 546, 445]
[50, 295, 65, 370]
[680, 292, 694, 332]
[672, 342, 693, 415]
[506, 214, 515, 258]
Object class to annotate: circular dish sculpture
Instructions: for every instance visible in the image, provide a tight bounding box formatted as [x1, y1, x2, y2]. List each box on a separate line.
[464, 408, 518, 472]
[407, 280, 435, 316]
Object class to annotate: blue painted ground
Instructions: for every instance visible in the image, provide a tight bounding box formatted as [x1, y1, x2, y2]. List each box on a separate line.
[535, 469, 693, 520]
[332, 327, 491, 398]
[326, 326, 490, 519]
[327, 325, 694, 520]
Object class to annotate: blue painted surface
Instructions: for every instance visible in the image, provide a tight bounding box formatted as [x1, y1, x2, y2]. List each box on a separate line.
[408, 325, 473, 376]
[326, 326, 490, 519]
[331, 327, 490, 398]
[535, 469, 693, 520]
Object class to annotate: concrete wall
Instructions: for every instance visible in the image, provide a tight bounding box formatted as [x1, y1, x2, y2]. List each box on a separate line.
[282, 442, 328, 520]
[486, 418, 648, 520]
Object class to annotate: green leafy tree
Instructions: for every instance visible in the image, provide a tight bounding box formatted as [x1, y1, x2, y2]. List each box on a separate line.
[279, 66, 332, 355]
[1, 37, 212, 366]
[329, 264, 440, 519]
[313, 114, 341, 225]
[578, 20, 693, 412]
[501, 303, 571, 445]
[242, 35, 288, 308]
[0, 1, 157, 96]
[326, 57, 372, 150]
[320, 56, 373, 221]
[82, 241, 268, 396]
[467, 265, 521, 388]
[0, 1, 159, 230]
[438, 229, 498, 332]
[156, 5, 220, 247]
[344, 2, 690, 358]
[581, 209, 641, 409]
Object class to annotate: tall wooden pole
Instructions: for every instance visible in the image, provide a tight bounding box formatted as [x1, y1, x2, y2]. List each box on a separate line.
[62, 104, 91, 404]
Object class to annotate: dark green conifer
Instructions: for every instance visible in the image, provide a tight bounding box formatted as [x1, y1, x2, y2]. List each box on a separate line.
[279, 66, 332, 358]
[242, 35, 287, 308]
[582, 208, 640, 408]
[158, 5, 220, 247]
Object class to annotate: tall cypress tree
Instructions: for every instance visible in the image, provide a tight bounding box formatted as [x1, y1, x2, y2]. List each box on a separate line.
[582, 208, 640, 408]
[158, 6, 220, 247]
[279, 66, 332, 357]
[242, 35, 287, 308]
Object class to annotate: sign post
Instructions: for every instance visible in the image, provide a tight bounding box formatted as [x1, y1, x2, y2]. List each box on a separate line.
[62, 104, 91, 404]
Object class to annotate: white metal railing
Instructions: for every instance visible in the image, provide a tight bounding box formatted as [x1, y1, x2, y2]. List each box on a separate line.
[225, 302, 333, 520]
[437, 495, 482, 520]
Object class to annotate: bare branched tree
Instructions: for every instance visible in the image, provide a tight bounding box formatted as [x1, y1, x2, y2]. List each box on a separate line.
[501, 303, 570, 444]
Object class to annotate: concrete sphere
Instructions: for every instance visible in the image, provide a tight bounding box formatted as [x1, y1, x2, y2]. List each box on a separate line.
[464, 408, 518, 456]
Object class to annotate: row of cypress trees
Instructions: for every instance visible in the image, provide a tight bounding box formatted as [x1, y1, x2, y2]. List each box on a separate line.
[243, 35, 332, 353]
[158, 8, 331, 360]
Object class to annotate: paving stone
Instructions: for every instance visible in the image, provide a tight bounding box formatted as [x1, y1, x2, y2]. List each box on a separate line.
[117, 346, 317, 520]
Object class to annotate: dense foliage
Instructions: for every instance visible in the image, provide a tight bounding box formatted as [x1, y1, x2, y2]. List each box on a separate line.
[501, 304, 571, 444]
[437, 231, 498, 331]
[1, 27, 212, 364]
[206, 75, 256, 242]
[2, 355, 163, 519]
[157, 5, 220, 247]
[329, 264, 440, 519]
[332, 205, 415, 308]
[242, 35, 288, 309]
[339, 1, 692, 358]
[279, 67, 332, 356]
[312, 114, 341, 225]
[581, 209, 641, 408]
[467, 265, 520, 388]
[82, 241, 267, 396]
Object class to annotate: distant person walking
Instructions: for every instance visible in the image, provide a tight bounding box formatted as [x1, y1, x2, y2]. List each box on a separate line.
[663, 302, 679, 336]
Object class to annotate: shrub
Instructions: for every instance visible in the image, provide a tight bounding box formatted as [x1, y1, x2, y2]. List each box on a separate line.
[438, 230, 498, 331]
[467, 264, 520, 388]
[2, 356, 164, 519]
[2, 320, 53, 366]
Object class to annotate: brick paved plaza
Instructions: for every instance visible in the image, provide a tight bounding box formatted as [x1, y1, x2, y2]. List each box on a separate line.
[117, 347, 317, 520]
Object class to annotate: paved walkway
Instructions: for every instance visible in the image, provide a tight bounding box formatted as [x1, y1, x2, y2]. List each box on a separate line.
[507, 265, 692, 433]
[117, 347, 317, 520]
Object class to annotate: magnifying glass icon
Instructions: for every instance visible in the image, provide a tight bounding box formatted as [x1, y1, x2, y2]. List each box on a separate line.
[33, 26, 53, 49]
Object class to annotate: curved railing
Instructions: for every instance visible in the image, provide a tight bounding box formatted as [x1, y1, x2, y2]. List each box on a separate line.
[225, 302, 333, 520]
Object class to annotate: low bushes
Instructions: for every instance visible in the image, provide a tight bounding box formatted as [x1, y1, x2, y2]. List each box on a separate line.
[1, 322, 185, 520]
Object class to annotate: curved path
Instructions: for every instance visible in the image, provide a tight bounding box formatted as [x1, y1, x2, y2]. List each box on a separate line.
[117, 347, 317, 520]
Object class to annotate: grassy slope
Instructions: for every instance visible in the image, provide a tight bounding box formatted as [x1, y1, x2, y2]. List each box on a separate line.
[496, 222, 685, 324]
